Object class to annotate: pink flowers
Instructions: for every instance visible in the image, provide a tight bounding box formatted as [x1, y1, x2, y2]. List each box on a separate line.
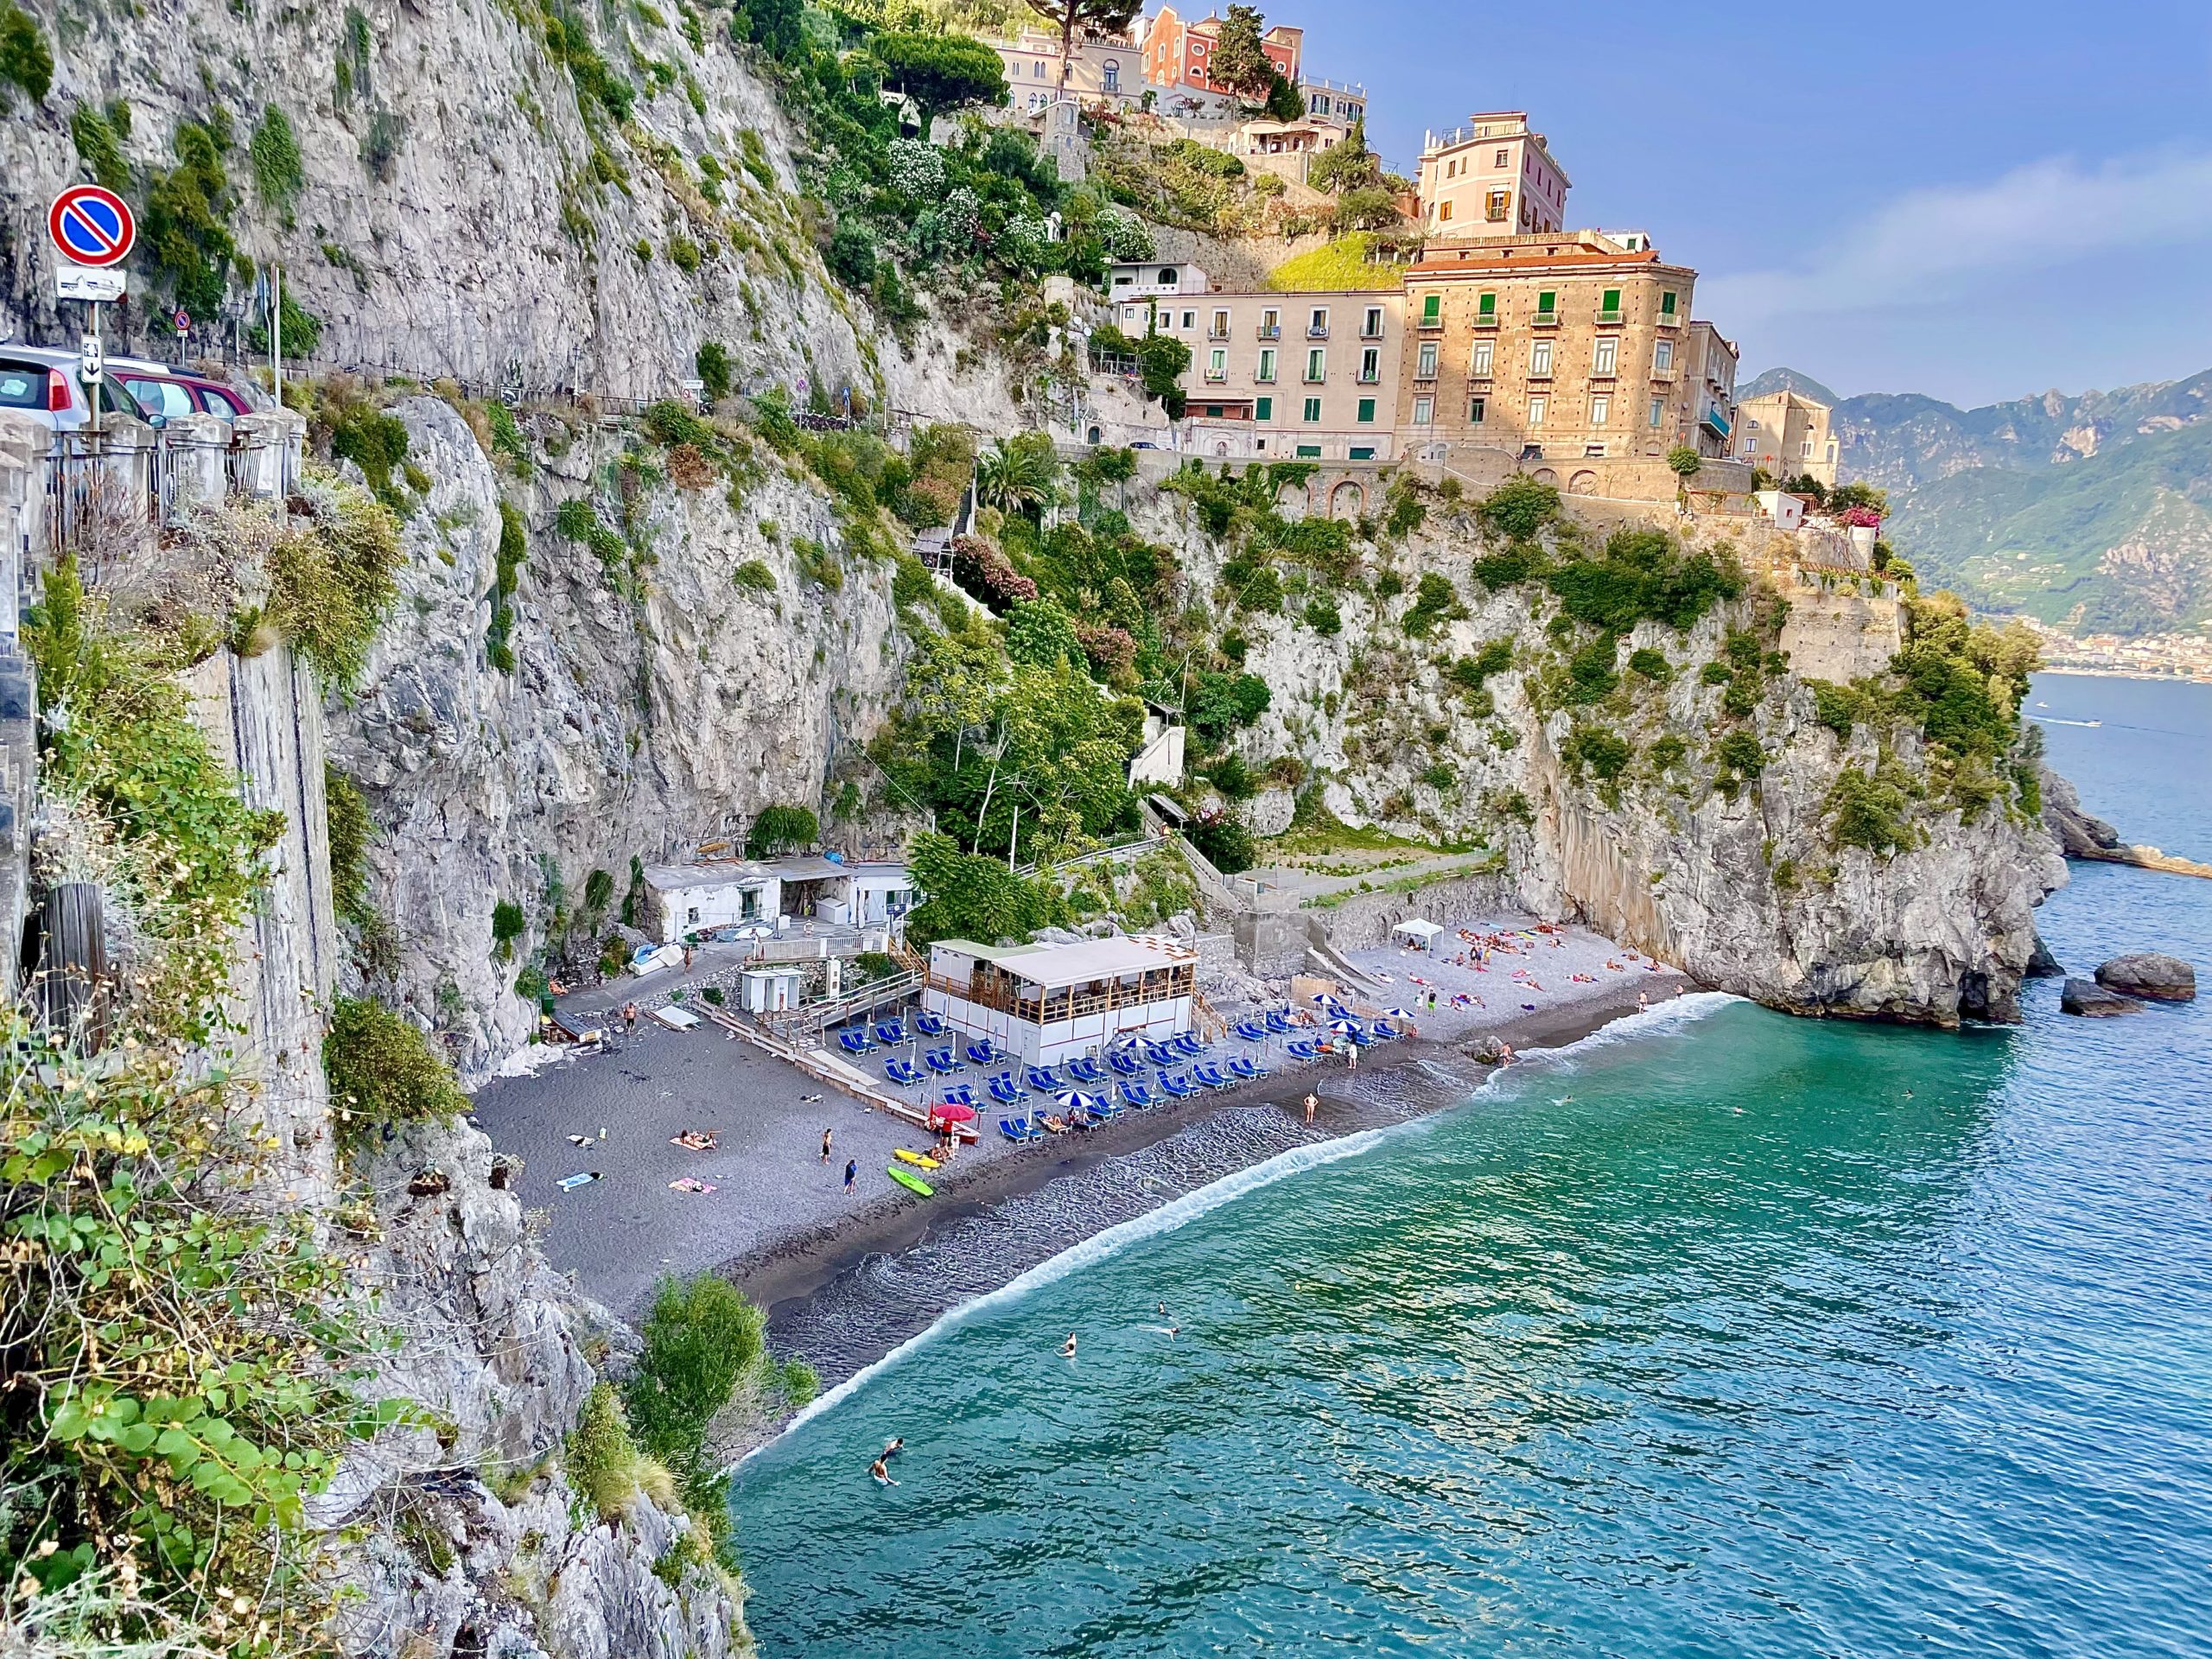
[1840, 505, 1884, 528]
[950, 535, 1038, 608]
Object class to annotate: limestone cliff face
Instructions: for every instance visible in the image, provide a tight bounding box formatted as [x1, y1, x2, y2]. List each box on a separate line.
[326, 395, 912, 1080]
[1135, 484, 2066, 1027]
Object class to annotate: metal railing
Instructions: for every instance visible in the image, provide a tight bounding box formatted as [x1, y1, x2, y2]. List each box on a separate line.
[1472, 311, 1501, 328]
[1595, 308, 1624, 325]
[1530, 308, 1560, 327]
[1255, 325, 1282, 340]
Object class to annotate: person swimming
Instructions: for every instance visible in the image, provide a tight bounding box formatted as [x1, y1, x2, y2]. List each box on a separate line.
[883, 1437, 905, 1459]
[868, 1456, 898, 1487]
[1059, 1333, 1078, 1358]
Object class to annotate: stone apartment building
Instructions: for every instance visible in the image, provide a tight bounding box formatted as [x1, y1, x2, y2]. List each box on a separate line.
[1416, 112, 1571, 238]
[1392, 232, 1707, 492]
[1732, 389, 1840, 486]
[1687, 321, 1740, 461]
[986, 27, 1143, 111]
[1172, 289, 1405, 462]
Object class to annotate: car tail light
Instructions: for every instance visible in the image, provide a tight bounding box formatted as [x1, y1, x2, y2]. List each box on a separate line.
[47, 370, 69, 412]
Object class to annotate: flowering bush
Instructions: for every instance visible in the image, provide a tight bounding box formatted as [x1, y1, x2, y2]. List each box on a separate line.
[1075, 621, 1138, 679]
[887, 137, 945, 200]
[1840, 505, 1884, 528]
[1097, 206, 1154, 262]
[950, 534, 1038, 609]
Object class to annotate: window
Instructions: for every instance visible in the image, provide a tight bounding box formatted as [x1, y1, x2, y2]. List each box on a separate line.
[1033, 60, 1044, 77]
[1302, 397, 1321, 421]
[1654, 340, 1675, 372]
[1363, 306, 1385, 338]
[1648, 397, 1665, 427]
[1350, 445, 1376, 461]
[1529, 340, 1553, 377]
[1471, 340, 1493, 376]
[1307, 308, 1330, 337]
[1260, 308, 1281, 338]
[1207, 348, 1227, 381]
[741, 889, 760, 920]
[1412, 395, 1435, 425]
[1477, 291, 1497, 318]
[1295, 444, 1323, 458]
[1494, 148, 1509, 167]
[1535, 289, 1557, 316]
[1600, 287, 1622, 315]
[1211, 308, 1230, 339]
[687, 906, 700, 924]
[1103, 60, 1119, 91]
[1357, 397, 1376, 423]
[1440, 200, 1455, 222]
[1255, 396, 1273, 421]
[1416, 341, 1439, 379]
[1585, 443, 1607, 457]
[1469, 395, 1486, 423]
[1590, 394, 1610, 426]
[1306, 349, 1325, 381]
[1359, 346, 1380, 382]
[1181, 309, 1196, 329]
[1420, 294, 1442, 327]
[1528, 395, 1548, 425]
[1160, 267, 1178, 284]
[1256, 348, 1277, 382]
[1801, 440, 1815, 458]
[1593, 337, 1617, 377]
[1660, 290, 1678, 315]
[1203, 404, 1224, 418]
[1486, 189, 1510, 221]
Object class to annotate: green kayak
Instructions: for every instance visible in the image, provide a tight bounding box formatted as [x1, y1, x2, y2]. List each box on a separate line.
[887, 1165, 934, 1198]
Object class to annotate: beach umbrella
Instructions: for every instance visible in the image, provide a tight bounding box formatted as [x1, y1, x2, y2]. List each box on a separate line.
[1330, 1018, 1364, 1035]
[932, 1102, 977, 1122]
[1382, 1007, 1414, 1020]
[1053, 1089, 1099, 1112]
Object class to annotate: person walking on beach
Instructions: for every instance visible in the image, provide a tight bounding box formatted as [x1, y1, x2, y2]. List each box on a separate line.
[683, 944, 695, 971]
[843, 1157, 857, 1193]
[1303, 1091, 1318, 1126]
[621, 1001, 639, 1034]
[821, 1127, 834, 1165]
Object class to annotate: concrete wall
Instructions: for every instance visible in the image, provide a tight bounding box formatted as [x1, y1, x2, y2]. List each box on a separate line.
[1778, 572, 1904, 683]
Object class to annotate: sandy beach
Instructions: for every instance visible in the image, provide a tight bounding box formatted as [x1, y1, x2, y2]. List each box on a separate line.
[469, 918, 1694, 1348]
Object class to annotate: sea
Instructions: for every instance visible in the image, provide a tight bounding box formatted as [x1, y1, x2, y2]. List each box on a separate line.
[728, 673, 2212, 1658]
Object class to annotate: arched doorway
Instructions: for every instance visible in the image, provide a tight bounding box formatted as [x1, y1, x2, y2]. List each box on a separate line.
[1532, 467, 1560, 486]
[1276, 481, 1310, 520]
[1086, 425, 1103, 446]
[1568, 469, 1598, 494]
[1329, 480, 1364, 518]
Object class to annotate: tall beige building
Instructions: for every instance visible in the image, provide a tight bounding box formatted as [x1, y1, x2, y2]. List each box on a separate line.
[1686, 321, 1740, 461]
[1733, 389, 1839, 486]
[1393, 232, 1704, 480]
[1167, 289, 1404, 462]
[1415, 112, 1571, 239]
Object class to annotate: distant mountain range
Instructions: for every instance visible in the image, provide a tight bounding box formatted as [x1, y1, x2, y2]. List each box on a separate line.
[1738, 366, 2212, 637]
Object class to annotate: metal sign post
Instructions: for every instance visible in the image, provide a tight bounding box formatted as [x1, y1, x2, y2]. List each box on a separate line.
[48, 186, 136, 442]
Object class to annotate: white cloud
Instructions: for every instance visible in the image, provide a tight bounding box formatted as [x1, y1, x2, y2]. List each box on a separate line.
[1702, 148, 2212, 323]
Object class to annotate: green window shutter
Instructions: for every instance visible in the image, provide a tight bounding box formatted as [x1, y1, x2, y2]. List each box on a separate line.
[1255, 396, 1273, 421]
[1303, 397, 1321, 422]
[1661, 290, 1677, 315]
[1350, 446, 1376, 461]
[1470, 397, 1486, 423]
[1357, 398, 1376, 423]
[1421, 294, 1440, 321]
[1537, 290, 1556, 314]
[1478, 291, 1497, 315]
[1602, 288, 1621, 311]
[1295, 444, 1322, 458]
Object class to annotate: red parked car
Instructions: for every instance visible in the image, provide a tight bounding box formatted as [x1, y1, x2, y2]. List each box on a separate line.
[106, 355, 263, 422]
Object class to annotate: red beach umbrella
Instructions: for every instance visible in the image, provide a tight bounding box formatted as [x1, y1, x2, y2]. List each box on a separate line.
[931, 1102, 978, 1123]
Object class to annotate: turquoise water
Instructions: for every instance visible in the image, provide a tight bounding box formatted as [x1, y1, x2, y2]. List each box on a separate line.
[732, 677, 2212, 1657]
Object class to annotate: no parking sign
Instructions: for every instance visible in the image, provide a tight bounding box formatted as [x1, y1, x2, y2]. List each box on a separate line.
[48, 185, 135, 267]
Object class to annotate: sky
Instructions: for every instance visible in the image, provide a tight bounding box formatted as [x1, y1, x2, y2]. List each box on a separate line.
[1290, 0, 2212, 407]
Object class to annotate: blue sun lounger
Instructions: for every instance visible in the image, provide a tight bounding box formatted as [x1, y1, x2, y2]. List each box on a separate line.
[965, 1040, 995, 1066]
[837, 1029, 873, 1056]
[1230, 1055, 1268, 1081]
[1264, 1011, 1295, 1034]
[915, 1011, 946, 1037]
[885, 1058, 924, 1086]
[874, 1021, 906, 1046]
[1370, 1020, 1402, 1041]
[1026, 1065, 1063, 1092]
[1120, 1080, 1155, 1109]
[924, 1047, 960, 1075]
[1192, 1063, 1230, 1090]
[1065, 1056, 1106, 1084]
[941, 1084, 977, 1109]
[1107, 1048, 1142, 1077]
[1159, 1072, 1198, 1100]
[1143, 1041, 1178, 1068]
[1172, 1032, 1205, 1058]
[1286, 1039, 1320, 1061]
[1000, 1116, 1043, 1143]
[1233, 1020, 1268, 1043]
[987, 1074, 1026, 1106]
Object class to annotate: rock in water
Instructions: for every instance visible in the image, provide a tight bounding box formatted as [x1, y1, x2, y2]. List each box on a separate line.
[2061, 977, 2145, 1016]
[2094, 953, 2197, 1002]
[2025, 932, 2065, 978]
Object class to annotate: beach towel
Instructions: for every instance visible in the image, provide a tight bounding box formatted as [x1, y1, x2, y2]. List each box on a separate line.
[671, 1130, 719, 1151]
[669, 1177, 715, 1194]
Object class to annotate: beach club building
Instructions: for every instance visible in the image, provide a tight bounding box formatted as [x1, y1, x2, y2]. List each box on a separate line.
[923, 935, 1198, 1066]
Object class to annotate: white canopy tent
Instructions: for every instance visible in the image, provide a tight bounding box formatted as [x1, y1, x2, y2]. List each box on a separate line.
[1390, 918, 1446, 952]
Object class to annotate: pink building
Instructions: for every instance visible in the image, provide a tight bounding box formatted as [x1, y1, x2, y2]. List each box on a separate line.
[1417, 111, 1571, 239]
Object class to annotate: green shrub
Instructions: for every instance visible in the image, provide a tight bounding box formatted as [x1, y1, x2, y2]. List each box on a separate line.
[331, 407, 412, 507]
[1563, 724, 1632, 782]
[1186, 810, 1255, 874]
[626, 1275, 766, 1481]
[745, 803, 817, 858]
[486, 500, 528, 671]
[1827, 765, 1915, 855]
[1303, 594, 1341, 634]
[0, 1, 52, 103]
[1648, 734, 1687, 772]
[733, 557, 777, 593]
[1564, 632, 1619, 704]
[1713, 729, 1766, 776]
[323, 995, 470, 1143]
[491, 899, 525, 958]
[1810, 680, 1865, 737]
[1478, 474, 1560, 541]
[1401, 571, 1462, 638]
[1472, 542, 1549, 588]
[1545, 527, 1742, 633]
[696, 340, 732, 401]
[250, 105, 305, 212]
[70, 99, 131, 191]
[568, 1382, 673, 1523]
[326, 764, 378, 929]
[268, 471, 403, 687]
[1627, 646, 1672, 682]
[143, 116, 236, 317]
[1700, 661, 1732, 686]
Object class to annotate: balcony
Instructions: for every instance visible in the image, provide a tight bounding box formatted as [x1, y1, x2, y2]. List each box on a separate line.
[1204, 368, 1228, 384]
[1360, 323, 1386, 340]
[1594, 307, 1624, 326]
[1471, 311, 1501, 329]
[1587, 369, 1618, 383]
[1306, 323, 1331, 340]
[1700, 405, 1732, 439]
[1256, 324, 1282, 340]
[1255, 370, 1278, 385]
[1418, 314, 1445, 332]
[1530, 309, 1561, 327]
[1302, 372, 1327, 385]
[1656, 310, 1682, 327]
[1207, 326, 1230, 341]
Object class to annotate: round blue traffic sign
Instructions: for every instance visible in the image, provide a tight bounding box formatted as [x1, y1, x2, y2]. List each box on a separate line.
[49, 185, 135, 269]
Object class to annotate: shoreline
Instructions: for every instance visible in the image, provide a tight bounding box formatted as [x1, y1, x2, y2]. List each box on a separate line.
[723, 971, 1696, 1407]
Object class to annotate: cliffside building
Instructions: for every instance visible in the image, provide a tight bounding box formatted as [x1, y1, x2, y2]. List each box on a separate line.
[1416, 112, 1571, 239]
[1143, 7, 1304, 96]
[985, 27, 1142, 110]
[1393, 231, 1708, 492]
[923, 935, 1198, 1067]
[1174, 289, 1405, 461]
[1733, 388, 1840, 486]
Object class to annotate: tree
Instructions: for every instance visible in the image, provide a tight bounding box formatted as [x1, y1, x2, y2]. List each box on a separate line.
[1005, 597, 1084, 670]
[1667, 445, 1703, 479]
[1307, 115, 1382, 195]
[874, 31, 1009, 118]
[1207, 4, 1276, 104]
[1262, 72, 1304, 124]
[731, 0, 803, 60]
[975, 433, 1059, 517]
[746, 803, 818, 858]
[1020, 0, 1142, 96]
[1135, 332, 1192, 418]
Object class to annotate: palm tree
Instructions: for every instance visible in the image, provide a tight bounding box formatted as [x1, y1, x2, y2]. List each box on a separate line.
[975, 435, 1058, 518]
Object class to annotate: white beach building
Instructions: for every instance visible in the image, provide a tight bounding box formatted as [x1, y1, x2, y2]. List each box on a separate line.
[640, 862, 781, 944]
[923, 935, 1198, 1066]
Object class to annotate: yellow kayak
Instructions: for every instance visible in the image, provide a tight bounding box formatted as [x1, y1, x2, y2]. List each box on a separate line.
[894, 1148, 941, 1170]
